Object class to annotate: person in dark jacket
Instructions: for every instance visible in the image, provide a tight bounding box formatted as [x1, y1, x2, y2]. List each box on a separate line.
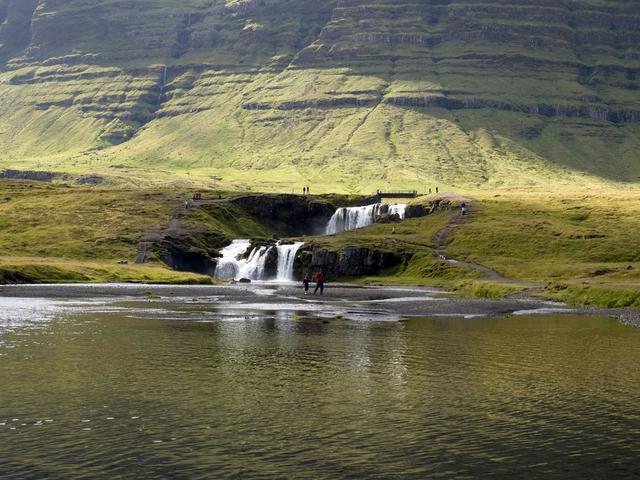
[303, 274, 310, 295]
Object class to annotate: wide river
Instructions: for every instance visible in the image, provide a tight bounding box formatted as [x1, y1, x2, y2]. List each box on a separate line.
[1, 285, 639, 479]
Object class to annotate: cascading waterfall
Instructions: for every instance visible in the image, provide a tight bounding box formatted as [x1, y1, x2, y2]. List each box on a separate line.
[275, 242, 304, 282]
[214, 203, 406, 280]
[387, 204, 407, 219]
[236, 246, 273, 280]
[214, 240, 251, 280]
[215, 240, 273, 281]
[325, 204, 380, 235]
[325, 203, 407, 235]
[214, 240, 303, 282]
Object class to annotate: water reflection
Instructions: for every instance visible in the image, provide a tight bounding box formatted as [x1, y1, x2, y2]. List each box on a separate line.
[0, 297, 63, 332]
[0, 299, 639, 478]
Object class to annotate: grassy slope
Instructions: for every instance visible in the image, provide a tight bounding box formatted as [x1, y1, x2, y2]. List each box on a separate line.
[311, 188, 640, 306]
[1, 1, 640, 191]
[300, 198, 522, 296]
[302, 210, 478, 286]
[0, 181, 213, 283]
[447, 188, 640, 307]
[0, 179, 638, 307]
[295, 187, 640, 307]
[3, 69, 638, 193]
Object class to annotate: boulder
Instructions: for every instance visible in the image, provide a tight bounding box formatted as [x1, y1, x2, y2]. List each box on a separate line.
[405, 204, 427, 218]
[75, 174, 105, 185]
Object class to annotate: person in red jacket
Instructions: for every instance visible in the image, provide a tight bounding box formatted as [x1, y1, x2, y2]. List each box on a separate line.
[313, 271, 325, 295]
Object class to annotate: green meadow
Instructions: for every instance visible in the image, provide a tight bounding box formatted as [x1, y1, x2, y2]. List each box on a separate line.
[1, 178, 639, 308]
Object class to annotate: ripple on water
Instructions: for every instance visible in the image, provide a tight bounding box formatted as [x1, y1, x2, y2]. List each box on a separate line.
[0, 297, 64, 333]
[0, 295, 639, 478]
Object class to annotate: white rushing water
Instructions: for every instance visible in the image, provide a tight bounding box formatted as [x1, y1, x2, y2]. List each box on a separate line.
[325, 203, 407, 235]
[325, 204, 380, 235]
[387, 204, 407, 219]
[214, 240, 251, 280]
[214, 240, 303, 282]
[215, 240, 272, 281]
[237, 246, 273, 280]
[275, 242, 305, 282]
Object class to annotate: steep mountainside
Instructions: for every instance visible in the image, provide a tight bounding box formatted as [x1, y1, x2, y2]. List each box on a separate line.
[1, 0, 639, 191]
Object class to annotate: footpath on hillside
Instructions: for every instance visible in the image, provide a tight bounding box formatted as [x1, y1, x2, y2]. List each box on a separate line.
[432, 194, 543, 292]
[136, 197, 236, 263]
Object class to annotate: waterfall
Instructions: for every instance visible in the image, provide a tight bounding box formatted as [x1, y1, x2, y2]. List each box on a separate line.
[387, 204, 407, 219]
[325, 204, 380, 235]
[236, 246, 273, 280]
[275, 242, 304, 282]
[214, 239, 303, 282]
[215, 240, 272, 281]
[214, 240, 250, 280]
[325, 203, 407, 235]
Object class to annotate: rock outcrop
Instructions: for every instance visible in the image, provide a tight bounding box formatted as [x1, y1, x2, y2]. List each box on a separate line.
[295, 244, 407, 279]
[230, 195, 336, 236]
[151, 231, 228, 277]
[0, 170, 58, 182]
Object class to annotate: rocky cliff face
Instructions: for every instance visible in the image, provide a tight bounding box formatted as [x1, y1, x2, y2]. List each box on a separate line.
[230, 194, 335, 236]
[0, 0, 38, 62]
[296, 244, 406, 279]
[1, 1, 639, 187]
[145, 194, 337, 275]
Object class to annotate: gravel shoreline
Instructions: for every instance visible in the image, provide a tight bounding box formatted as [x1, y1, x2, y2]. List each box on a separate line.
[0, 283, 629, 320]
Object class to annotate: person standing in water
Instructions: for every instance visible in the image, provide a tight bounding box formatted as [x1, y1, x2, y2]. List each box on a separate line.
[313, 271, 325, 295]
[303, 274, 310, 295]
[461, 202, 468, 216]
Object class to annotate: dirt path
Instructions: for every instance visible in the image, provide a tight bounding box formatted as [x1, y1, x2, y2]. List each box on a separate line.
[135, 197, 238, 264]
[434, 202, 544, 291]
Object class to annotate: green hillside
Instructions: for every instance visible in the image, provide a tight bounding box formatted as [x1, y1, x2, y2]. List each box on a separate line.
[1, 0, 639, 191]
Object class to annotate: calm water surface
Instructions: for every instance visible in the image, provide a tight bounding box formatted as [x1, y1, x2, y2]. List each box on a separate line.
[1, 295, 639, 479]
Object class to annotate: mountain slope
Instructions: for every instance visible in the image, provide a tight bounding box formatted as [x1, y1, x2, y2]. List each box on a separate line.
[1, 0, 639, 191]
